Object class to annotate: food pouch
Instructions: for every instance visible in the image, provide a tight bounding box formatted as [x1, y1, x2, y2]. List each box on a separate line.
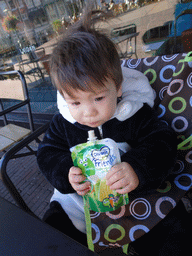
[71, 130, 129, 212]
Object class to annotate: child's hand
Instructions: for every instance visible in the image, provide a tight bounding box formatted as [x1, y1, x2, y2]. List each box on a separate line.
[106, 162, 139, 194]
[69, 166, 91, 196]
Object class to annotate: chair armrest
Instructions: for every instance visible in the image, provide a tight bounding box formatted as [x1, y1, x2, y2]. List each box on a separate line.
[0, 100, 29, 116]
[0, 122, 49, 164]
[0, 122, 50, 215]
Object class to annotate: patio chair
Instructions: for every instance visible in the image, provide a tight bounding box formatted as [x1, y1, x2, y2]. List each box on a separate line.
[18, 52, 45, 84]
[83, 52, 192, 255]
[111, 23, 139, 59]
[34, 47, 46, 59]
[0, 70, 50, 216]
[35, 47, 50, 75]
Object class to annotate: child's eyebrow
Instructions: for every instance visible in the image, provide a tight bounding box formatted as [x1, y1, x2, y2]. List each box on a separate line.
[62, 92, 78, 100]
[62, 87, 109, 101]
[94, 88, 109, 95]
[63, 95, 77, 101]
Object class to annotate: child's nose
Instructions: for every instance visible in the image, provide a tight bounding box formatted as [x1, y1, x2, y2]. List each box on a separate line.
[84, 106, 97, 117]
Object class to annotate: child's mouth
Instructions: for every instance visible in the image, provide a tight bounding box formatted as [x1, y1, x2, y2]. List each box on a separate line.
[88, 121, 100, 127]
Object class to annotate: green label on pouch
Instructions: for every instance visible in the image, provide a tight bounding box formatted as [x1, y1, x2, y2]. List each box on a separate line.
[71, 138, 129, 212]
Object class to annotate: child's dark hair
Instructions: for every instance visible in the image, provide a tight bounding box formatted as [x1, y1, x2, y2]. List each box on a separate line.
[50, 8, 123, 97]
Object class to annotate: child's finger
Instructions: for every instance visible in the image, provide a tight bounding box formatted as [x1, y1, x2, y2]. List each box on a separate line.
[69, 166, 82, 175]
[106, 168, 124, 186]
[70, 174, 86, 184]
[106, 164, 121, 180]
[74, 181, 91, 194]
[115, 184, 134, 194]
[108, 177, 128, 190]
[77, 186, 91, 196]
[69, 167, 85, 183]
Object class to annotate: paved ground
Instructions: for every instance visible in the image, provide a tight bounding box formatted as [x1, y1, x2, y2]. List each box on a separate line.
[0, 0, 180, 220]
[0, 141, 54, 220]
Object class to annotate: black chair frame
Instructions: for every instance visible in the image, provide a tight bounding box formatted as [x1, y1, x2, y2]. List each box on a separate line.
[0, 122, 50, 217]
[0, 70, 50, 217]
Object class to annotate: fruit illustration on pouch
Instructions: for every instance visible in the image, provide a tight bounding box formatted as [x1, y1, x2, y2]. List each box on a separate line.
[102, 194, 124, 208]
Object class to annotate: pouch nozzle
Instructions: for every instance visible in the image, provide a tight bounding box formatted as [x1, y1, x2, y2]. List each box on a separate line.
[88, 130, 97, 141]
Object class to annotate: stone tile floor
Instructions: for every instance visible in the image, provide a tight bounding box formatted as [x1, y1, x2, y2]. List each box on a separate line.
[0, 138, 54, 220]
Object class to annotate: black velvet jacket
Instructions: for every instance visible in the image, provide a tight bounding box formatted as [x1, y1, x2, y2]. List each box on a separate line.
[37, 103, 177, 196]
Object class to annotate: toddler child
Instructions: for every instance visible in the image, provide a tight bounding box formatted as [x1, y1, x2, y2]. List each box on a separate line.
[36, 8, 188, 256]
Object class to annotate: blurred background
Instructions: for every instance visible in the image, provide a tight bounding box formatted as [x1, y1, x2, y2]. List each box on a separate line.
[0, 0, 190, 63]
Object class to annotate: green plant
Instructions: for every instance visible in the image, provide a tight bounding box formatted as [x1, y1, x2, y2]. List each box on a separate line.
[2, 15, 20, 32]
[52, 20, 62, 32]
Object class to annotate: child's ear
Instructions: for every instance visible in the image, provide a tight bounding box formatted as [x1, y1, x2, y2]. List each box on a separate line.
[117, 85, 122, 97]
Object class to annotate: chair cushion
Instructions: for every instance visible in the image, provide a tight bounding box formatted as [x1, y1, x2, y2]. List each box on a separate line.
[0, 124, 31, 151]
[0, 135, 14, 151]
[87, 52, 192, 254]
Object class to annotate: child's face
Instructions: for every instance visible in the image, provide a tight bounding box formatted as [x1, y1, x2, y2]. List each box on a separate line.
[62, 79, 122, 128]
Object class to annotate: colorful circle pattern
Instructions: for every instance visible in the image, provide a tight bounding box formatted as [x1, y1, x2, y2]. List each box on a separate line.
[89, 52, 192, 254]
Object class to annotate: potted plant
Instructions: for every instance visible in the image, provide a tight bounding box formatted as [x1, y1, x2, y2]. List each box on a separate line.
[52, 20, 63, 35]
[2, 15, 20, 32]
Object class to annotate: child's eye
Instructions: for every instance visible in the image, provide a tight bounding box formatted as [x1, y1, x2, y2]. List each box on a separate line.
[95, 96, 105, 102]
[72, 102, 80, 106]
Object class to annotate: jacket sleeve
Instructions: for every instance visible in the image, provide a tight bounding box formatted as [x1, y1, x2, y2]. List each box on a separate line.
[37, 114, 75, 194]
[121, 104, 177, 192]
